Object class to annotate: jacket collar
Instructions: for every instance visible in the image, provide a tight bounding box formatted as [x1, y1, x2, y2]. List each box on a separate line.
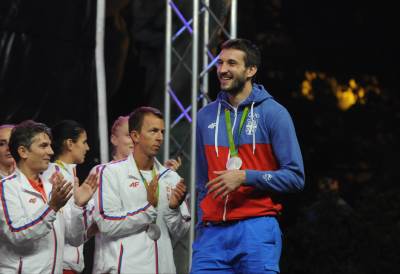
[126, 153, 169, 180]
[16, 168, 51, 197]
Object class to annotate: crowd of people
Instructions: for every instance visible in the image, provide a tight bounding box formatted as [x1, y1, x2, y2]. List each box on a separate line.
[0, 108, 190, 274]
[1, 38, 305, 274]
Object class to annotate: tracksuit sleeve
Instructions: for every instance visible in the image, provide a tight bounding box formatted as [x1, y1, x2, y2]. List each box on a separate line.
[163, 199, 191, 244]
[245, 108, 305, 192]
[94, 165, 157, 239]
[0, 180, 57, 245]
[64, 198, 87, 246]
[84, 198, 96, 231]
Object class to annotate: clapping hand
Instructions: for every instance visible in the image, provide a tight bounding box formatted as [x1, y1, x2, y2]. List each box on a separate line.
[169, 179, 187, 209]
[48, 172, 73, 212]
[74, 173, 99, 207]
[146, 175, 159, 207]
[164, 156, 182, 171]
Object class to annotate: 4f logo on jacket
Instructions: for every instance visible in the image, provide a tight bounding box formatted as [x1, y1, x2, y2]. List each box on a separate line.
[129, 181, 140, 188]
[28, 197, 37, 204]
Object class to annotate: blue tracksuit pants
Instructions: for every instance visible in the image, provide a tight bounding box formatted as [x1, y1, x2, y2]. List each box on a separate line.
[191, 216, 282, 274]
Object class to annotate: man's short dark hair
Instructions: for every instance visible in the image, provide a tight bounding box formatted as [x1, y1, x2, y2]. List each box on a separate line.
[9, 120, 52, 162]
[221, 38, 261, 69]
[128, 106, 163, 133]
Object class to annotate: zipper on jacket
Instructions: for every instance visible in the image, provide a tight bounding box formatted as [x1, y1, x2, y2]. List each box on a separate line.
[76, 247, 80, 264]
[117, 243, 124, 274]
[223, 195, 229, 221]
[18, 257, 23, 274]
[154, 241, 159, 274]
[51, 225, 58, 274]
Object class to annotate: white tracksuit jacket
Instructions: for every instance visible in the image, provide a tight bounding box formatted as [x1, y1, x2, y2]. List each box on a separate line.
[93, 154, 190, 274]
[0, 169, 87, 274]
[42, 162, 95, 273]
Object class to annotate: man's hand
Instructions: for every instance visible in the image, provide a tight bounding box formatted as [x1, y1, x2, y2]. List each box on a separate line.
[146, 175, 159, 207]
[169, 179, 187, 209]
[74, 173, 99, 207]
[48, 172, 73, 212]
[206, 170, 246, 199]
[164, 156, 182, 171]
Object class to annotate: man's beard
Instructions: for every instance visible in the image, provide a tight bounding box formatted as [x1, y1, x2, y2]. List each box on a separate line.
[220, 75, 246, 96]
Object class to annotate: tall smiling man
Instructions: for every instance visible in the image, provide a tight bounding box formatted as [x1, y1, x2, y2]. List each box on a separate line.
[0, 120, 98, 273]
[192, 39, 305, 274]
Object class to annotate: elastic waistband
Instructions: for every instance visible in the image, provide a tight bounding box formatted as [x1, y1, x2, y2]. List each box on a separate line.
[203, 215, 276, 227]
[203, 220, 238, 227]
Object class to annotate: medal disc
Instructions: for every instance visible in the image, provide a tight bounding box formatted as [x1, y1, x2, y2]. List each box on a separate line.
[226, 156, 242, 170]
[146, 223, 161, 241]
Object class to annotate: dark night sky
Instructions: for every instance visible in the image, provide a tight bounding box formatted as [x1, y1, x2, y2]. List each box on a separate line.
[239, 0, 398, 84]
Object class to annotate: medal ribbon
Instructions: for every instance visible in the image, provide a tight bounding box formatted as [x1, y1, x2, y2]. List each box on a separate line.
[55, 160, 68, 172]
[55, 160, 76, 176]
[224, 106, 249, 157]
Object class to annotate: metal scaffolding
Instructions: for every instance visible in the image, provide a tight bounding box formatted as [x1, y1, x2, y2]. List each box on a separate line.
[164, 0, 237, 269]
[95, 0, 109, 164]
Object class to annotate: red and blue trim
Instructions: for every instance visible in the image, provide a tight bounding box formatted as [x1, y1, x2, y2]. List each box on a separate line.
[98, 164, 152, 221]
[1, 174, 53, 232]
[0, 173, 17, 183]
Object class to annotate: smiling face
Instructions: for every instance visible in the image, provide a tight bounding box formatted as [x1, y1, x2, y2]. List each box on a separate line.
[0, 127, 15, 171]
[131, 113, 165, 158]
[20, 132, 54, 174]
[216, 48, 257, 95]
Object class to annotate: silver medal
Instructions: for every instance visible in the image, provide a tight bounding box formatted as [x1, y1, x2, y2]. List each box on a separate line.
[146, 223, 161, 241]
[226, 156, 242, 170]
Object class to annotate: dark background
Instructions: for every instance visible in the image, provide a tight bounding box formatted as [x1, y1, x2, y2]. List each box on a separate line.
[1, 1, 399, 273]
